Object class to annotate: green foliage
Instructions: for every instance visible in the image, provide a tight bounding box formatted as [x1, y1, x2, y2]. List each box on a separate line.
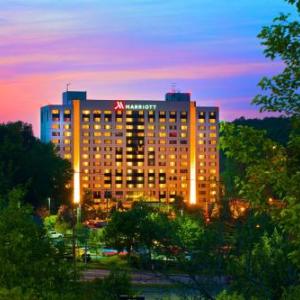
[0, 189, 72, 297]
[0, 122, 72, 209]
[252, 1, 300, 116]
[230, 228, 297, 299]
[282, 285, 300, 299]
[220, 123, 288, 206]
[0, 287, 37, 300]
[103, 202, 174, 258]
[43, 215, 57, 231]
[216, 291, 246, 300]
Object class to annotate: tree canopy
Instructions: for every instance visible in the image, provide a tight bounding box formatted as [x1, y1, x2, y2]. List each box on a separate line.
[0, 122, 72, 209]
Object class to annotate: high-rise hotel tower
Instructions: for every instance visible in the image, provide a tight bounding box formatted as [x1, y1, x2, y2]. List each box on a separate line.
[41, 91, 219, 210]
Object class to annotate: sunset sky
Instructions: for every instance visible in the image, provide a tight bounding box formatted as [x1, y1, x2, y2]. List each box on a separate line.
[0, 0, 294, 136]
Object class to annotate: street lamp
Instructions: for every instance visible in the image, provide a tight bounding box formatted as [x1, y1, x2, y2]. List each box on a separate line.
[48, 197, 51, 214]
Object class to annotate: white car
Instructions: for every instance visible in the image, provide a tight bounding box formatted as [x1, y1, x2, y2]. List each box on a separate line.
[48, 230, 64, 239]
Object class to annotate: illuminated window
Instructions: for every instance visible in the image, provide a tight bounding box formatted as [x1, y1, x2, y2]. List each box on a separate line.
[82, 124, 89, 129]
[209, 119, 216, 124]
[94, 124, 101, 130]
[148, 125, 155, 130]
[159, 132, 166, 137]
[199, 154, 205, 159]
[94, 154, 101, 159]
[181, 125, 187, 131]
[180, 132, 187, 138]
[83, 132, 90, 137]
[104, 125, 111, 130]
[199, 133, 205, 138]
[64, 131, 71, 137]
[198, 119, 205, 123]
[64, 153, 71, 159]
[51, 124, 60, 129]
[104, 132, 111, 137]
[94, 132, 101, 137]
[104, 140, 112, 144]
[116, 125, 123, 130]
[64, 139, 71, 144]
[210, 133, 217, 138]
[64, 124, 71, 129]
[51, 139, 60, 144]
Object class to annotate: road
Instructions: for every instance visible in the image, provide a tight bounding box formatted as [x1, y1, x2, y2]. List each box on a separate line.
[82, 268, 227, 286]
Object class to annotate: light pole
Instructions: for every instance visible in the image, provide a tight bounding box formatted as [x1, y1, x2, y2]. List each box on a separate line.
[48, 197, 51, 214]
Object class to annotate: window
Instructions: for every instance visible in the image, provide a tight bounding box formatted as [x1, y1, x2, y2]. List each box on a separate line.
[51, 124, 60, 129]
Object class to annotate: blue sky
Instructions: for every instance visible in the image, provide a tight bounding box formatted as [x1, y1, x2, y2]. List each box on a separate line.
[0, 0, 295, 134]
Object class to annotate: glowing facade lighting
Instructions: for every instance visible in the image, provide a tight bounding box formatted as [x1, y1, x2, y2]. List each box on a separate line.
[73, 100, 81, 204]
[189, 102, 197, 205]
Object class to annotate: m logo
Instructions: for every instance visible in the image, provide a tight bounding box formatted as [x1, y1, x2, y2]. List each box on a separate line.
[114, 100, 125, 111]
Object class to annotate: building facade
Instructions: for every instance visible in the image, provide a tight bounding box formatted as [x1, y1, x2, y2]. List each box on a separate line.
[41, 91, 219, 210]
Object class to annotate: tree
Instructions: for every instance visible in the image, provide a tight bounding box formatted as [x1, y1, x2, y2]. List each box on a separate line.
[103, 202, 173, 260]
[0, 188, 73, 298]
[252, 0, 300, 116]
[0, 122, 72, 209]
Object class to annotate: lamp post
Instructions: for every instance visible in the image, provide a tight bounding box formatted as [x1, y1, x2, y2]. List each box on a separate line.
[48, 197, 51, 214]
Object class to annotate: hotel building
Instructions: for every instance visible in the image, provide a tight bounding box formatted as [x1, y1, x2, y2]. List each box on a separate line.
[41, 91, 219, 210]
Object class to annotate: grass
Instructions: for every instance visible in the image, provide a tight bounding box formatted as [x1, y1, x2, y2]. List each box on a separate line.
[81, 255, 130, 270]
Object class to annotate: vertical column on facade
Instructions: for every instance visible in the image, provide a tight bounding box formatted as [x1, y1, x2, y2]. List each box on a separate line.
[72, 100, 81, 204]
[189, 102, 197, 205]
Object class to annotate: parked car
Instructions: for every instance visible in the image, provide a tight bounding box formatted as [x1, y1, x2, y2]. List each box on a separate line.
[102, 247, 118, 256]
[48, 230, 63, 239]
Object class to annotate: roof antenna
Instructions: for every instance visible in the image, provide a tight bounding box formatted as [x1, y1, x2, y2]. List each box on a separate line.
[171, 82, 176, 93]
[66, 82, 71, 92]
